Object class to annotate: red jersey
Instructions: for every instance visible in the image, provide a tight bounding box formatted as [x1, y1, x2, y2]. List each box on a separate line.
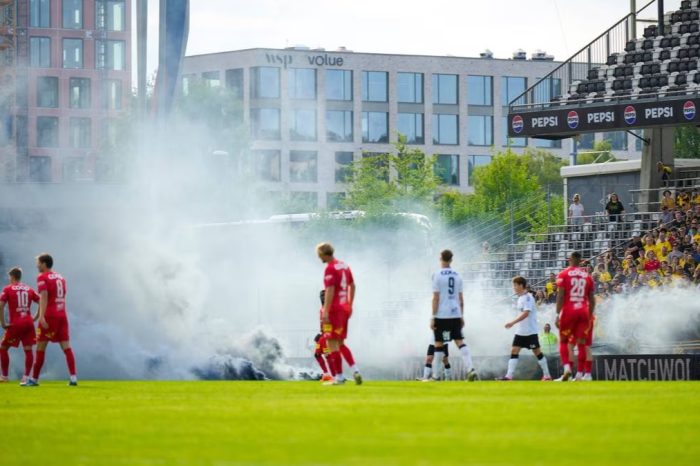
[37, 271, 67, 317]
[644, 260, 661, 273]
[0, 283, 39, 324]
[556, 266, 594, 312]
[323, 260, 354, 313]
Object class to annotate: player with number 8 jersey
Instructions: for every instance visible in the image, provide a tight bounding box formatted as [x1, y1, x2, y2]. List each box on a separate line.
[555, 251, 595, 382]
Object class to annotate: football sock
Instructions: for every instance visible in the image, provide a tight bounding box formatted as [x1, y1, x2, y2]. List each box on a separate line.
[585, 360, 593, 374]
[32, 350, 46, 380]
[64, 348, 77, 376]
[537, 353, 551, 378]
[506, 354, 518, 378]
[340, 345, 355, 367]
[559, 341, 570, 367]
[577, 344, 587, 376]
[433, 349, 445, 377]
[24, 350, 33, 378]
[444, 364, 451, 380]
[330, 351, 343, 378]
[0, 348, 9, 377]
[458, 344, 474, 372]
[423, 364, 432, 379]
[327, 356, 337, 376]
[315, 354, 328, 374]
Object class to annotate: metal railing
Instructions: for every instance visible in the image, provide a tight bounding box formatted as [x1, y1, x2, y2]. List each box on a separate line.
[509, 0, 657, 113]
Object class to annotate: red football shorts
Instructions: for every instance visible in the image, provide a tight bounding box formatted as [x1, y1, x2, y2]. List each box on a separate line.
[36, 316, 70, 343]
[559, 307, 590, 342]
[323, 311, 349, 341]
[1, 321, 36, 348]
[569, 316, 595, 346]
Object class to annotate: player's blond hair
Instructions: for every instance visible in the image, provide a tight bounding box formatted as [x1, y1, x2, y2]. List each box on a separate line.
[316, 242, 334, 257]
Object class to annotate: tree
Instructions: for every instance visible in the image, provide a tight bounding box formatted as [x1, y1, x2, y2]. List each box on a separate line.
[343, 136, 442, 215]
[577, 140, 619, 165]
[674, 125, 700, 159]
[522, 148, 568, 194]
[471, 148, 541, 210]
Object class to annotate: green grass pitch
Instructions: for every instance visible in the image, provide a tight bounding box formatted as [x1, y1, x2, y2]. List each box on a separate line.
[2, 381, 699, 465]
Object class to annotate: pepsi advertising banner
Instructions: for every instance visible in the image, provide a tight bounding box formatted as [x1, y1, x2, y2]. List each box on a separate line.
[508, 97, 699, 138]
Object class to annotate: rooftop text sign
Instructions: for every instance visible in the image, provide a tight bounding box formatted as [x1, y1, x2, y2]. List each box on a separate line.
[265, 53, 345, 69]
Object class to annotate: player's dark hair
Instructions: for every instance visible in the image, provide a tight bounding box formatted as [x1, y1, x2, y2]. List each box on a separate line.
[37, 253, 53, 269]
[571, 251, 582, 260]
[8, 267, 21, 281]
[512, 276, 527, 287]
[440, 249, 453, 262]
[319, 290, 325, 305]
[314, 333, 321, 343]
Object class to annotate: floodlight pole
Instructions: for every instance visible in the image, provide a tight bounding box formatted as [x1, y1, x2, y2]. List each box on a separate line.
[658, 0, 665, 36]
[631, 0, 637, 38]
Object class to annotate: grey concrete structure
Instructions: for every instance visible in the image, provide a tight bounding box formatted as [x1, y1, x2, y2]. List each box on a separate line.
[182, 47, 645, 209]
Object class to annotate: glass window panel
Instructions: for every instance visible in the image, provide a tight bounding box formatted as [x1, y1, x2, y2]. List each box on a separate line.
[468, 116, 493, 146]
[226, 69, 244, 99]
[533, 77, 562, 104]
[578, 133, 595, 150]
[29, 156, 52, 182]
[202, 71, 221, 87]
[433, 114, 458, 145]
[101, 79, 122, 110]
[467, 75, 493, 106]
[251, 150, 281, 182]
[361, 112, 389, 143]
[251, 67, 280, 99]
[63, 157, 85, 182]
[37, 76, 58, 108]
[362, 71, 388, 102]
[433, 74, 458, 104]
[502, 77, 527, 106]
[326, 70, 352, 101]
[290, 192, 318, 210]
[96, 40, 126, 70]
[290, 109, 317, 141]
[289, 68, 316, 99]
[69, 78, 91, 109]
[327, 192, 346, 210]
[326, 110, 353, 142]
[635, 130, 644, 152]
[398, 113, 424, 144]
[63, 0, 83, 29]
[603, 131, 628, 150]
[97, 0, 126, 31]
[502, 116, 526, 147]
[335, 151, 353, 183]
[30, 37, 51, 68]
[37, 116, 59, 147]
[535, 139, 562, 149]
[69, 117, 91, 149]
[468, 155, 492, 185]
[63, 38, 83, 69]
[397, 73, 423, 103]
[290, 151, 318, 183]
[250, 108, 281, 140]
[435, 154, 460, 186]
[30, 0, 50, 28]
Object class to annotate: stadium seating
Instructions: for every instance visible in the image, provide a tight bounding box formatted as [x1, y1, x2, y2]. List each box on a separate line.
[553, 0, 700, 105]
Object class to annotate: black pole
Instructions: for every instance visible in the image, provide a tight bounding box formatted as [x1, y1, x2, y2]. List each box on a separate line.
[658, 0, 665, 36]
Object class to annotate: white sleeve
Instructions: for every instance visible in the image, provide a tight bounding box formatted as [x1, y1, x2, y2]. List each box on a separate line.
[432, 273, 440, 292]
[458, 276, 464, 293]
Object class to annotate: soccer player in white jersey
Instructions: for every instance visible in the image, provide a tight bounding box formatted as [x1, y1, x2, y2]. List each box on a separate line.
[418, 333, 451, 381]
[496, 276, 552, 381]
[429, 249, 477, 382]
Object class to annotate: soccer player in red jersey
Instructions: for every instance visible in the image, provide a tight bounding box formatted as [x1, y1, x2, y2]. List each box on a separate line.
[314, 333, 333, 381]
[317, 243, 362, 386]
[555, 251, 595, 382]
[562, 316, 595, 381]
[0, 267, 40, 384]
[22, 253, 77, 387]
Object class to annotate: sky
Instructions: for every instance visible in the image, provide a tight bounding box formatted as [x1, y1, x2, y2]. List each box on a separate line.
[136, 0, 682, 84]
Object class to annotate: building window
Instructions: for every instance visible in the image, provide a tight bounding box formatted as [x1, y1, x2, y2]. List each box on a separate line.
[30, 0, 50, 28]
[326, 70, 352, 101]
[252, 150, 281, 182]
[578, 133, 595, 150]
[635, 129, 644, 152]
[335, 151, 353, 183]
[63, 157, 85, 182]
[398, 73, 423, 103]
[63, 0, 83, 29]
[290, 151, 318, 183]
[250, 108, 281, 140]
[435, 154, 460, 186]
[101, 118, 118, 148]
[467, 75, 493, 106]
[362, 112, 389, 143]
[101, 79, 122, 110]
[288, 68, 316, 100]
[535, 139, 563, 149]
[433, 114, 459, 145]
[30, 37, 51, 68]
[603, 131, 628, 150]
[37, 76, 58, 108]
[16, 116, 28, 148]
[326, 110, 353, 142]
[96, 40, 126, 70]
[202, 71, 221, 87]
[468, 115, 493, 146]
[69, 78, 91, 109]
[290, 109, 317, 141]
[290, 192, 318, 210]
[226, 69, 244, 99]
[37, 116, 59, 147]
[69, 117, 91, 149]
[534, 77, 562, 104]
[502, 116, 526, 147]
[63, 38, 83, 69]
[397, 113, 424, 144]
[468, 155, 492, 184]
[433, 74, 458, 105]
[327, 192, 346, 210]
[363, 152, 389, 182]
[97, 0, 126, 31]
[251, 67, 280, 99]
[502, 77, 527, 106]
[362, 71, 388, 102]
[29, 156, 52, 182]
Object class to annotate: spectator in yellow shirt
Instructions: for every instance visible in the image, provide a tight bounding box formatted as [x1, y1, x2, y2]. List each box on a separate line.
[657, 245, 670, 264]
[657, 162, 672, 184]
[691, 188, 700, 205]
[545, 273, 556, 296]
[596, 263, 612, 283]
[656, 232, 672, 257]
[660, 190, 675, 211]
[676, 189, 691, 209]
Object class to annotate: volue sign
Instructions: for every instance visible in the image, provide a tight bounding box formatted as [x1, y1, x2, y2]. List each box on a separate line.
[265, 53, 345, 69]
